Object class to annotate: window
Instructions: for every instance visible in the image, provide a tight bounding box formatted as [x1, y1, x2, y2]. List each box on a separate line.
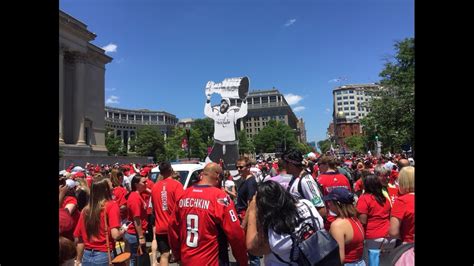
[254, 98, 260, 104]
[343, 96, 348, 99]
[114, 113, 119, 119]
[344, 102, 348, 105]
[338, 107, 343, 111]
[336, 91, 341, 95]
[350, 107, 355, 110]
[350, 101, 354, 104]
[136, 115, 142, 120]
[270, 96, 277, 102]
[337, 97, 342, 100]
[262, 97, 268, 104]
[344, 107, 349, 110]
[144, 115, 149, 121]
[349, 90, 354, 94]
[349, 96, 354, 99]
[151, 116, 157, 121]
[351, 112, 356, 116]
[345, 112, 349, 116]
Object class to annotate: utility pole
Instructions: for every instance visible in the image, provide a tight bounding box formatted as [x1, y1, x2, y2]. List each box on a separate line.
[185, 128, 191, 160]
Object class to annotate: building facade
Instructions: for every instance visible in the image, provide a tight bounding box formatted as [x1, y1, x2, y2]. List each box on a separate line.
[297, 118, 307, 143]
[333, 83, 381, 122]
[331, 111, 363, 150]
[229, 89, 303, 141]
[177, 118, 195, 129]
[104, 106, 178, 150]
[59, 10, 112, 155]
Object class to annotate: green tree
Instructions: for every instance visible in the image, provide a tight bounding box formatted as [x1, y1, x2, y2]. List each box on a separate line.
[344, 135, 366, 154]
[317, 139, 332, 154]
[192, 118, 214, 147]
[238, 130, 255, 155]
[361, 37, 415, 154]
[296, 142, 313, 154]
[253, 120, 298, 153]
[164, 127, 208, 161]
[105, 128, 122, 156]
[134, 126, 165, 161]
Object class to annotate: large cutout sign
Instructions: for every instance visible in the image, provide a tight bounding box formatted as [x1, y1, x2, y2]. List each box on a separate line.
[204, 77, 249, 170]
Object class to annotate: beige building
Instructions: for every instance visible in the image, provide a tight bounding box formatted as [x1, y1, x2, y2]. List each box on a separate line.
[59, 10, 112, 155]
[333, 83, 381, 122]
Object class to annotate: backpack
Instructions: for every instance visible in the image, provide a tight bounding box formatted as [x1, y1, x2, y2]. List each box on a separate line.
[288, 171, 324, 201]
[272, 201, 341, 266]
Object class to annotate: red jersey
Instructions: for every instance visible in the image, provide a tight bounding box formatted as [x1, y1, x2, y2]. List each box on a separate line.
[317, 172, 351, 196]
[168, 185, 248, 266]
[391, 193, 414, 243]
[126, 191, 148, 235]
[73, 201, 121, 252]
[61, 196, 80, 229]
[140, 179, 155, 215]
[151, 177, 184, 235]
[356, 194, 391, 239]
[312, 164, 319, 179]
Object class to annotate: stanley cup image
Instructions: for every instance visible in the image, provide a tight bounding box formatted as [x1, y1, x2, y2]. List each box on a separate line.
[204, 77, 249, 170]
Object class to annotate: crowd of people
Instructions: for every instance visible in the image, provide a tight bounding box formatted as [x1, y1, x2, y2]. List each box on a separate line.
[59, 150, 415, 266]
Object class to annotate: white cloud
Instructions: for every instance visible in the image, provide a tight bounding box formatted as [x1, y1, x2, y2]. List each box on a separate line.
[284, 19, 296, 27]
[284, 94, 303, 105]
[106, 95, 120, 104]
[105, 88, 116, 91]
[325, 108, 331, 113]
[328, 78, 341, 83]
[294, 106, 306, 112]
[102, 43, 118, 53]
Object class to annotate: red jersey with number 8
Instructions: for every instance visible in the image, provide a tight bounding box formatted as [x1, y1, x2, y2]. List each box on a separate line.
[168, 184, 248, 266]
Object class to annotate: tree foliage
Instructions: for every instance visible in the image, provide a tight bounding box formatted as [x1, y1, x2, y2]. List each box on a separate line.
[134, 126, 165, 161]
[253, 120, 299, 153]
[361, 37, 415, 154]
[238, 130, 255, 155]
[317, 139, 332, 154]
[192, 118, 214, 147]
[344, 135, 366, 154]
[164, 127, 208, 161]
[105, 128, 122, 156]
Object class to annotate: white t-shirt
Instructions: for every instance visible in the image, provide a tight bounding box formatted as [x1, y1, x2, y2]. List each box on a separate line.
[265, 199, 324, 265]
[224, 180, 235, 191]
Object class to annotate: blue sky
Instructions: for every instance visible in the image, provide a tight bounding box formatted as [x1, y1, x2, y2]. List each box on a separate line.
[60, 0, 414, 144]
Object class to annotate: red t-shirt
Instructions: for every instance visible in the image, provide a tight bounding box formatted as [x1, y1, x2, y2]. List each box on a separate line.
[73, 201, 121, 252]
[391, 193, 414, 243]
[127, 191, 148, 235]
[151, 177, 184, 235]
[312, 164, 319, 179]
[317, 172, 351, 196]
[61, 196, 80, 229]
[59, 208, 75, 241]
[140, 179, 155, 215]
[112, 186, 127, 207]
[387, 184, 400, 205]
[354, 179, 363, 193]
[356, 194, 391, 239]
[168, 185, 248, 266]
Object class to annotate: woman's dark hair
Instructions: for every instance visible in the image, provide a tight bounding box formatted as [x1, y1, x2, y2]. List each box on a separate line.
[109, 169, 124, 188]
[83, 175, 112, 240]
[59, 236, 76, 264]
[75, 188, 89, 212]
[130, 174, 143, 192]
[363, 174, 386, 206]
[256, 180, 298, 235]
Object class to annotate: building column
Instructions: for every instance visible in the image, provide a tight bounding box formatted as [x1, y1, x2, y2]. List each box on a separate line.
[74, 52, 87, 145]
[59, 48, 65, 144]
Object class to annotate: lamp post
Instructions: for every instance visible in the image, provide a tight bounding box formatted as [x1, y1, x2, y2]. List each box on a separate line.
[185, 128, 191, 160]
